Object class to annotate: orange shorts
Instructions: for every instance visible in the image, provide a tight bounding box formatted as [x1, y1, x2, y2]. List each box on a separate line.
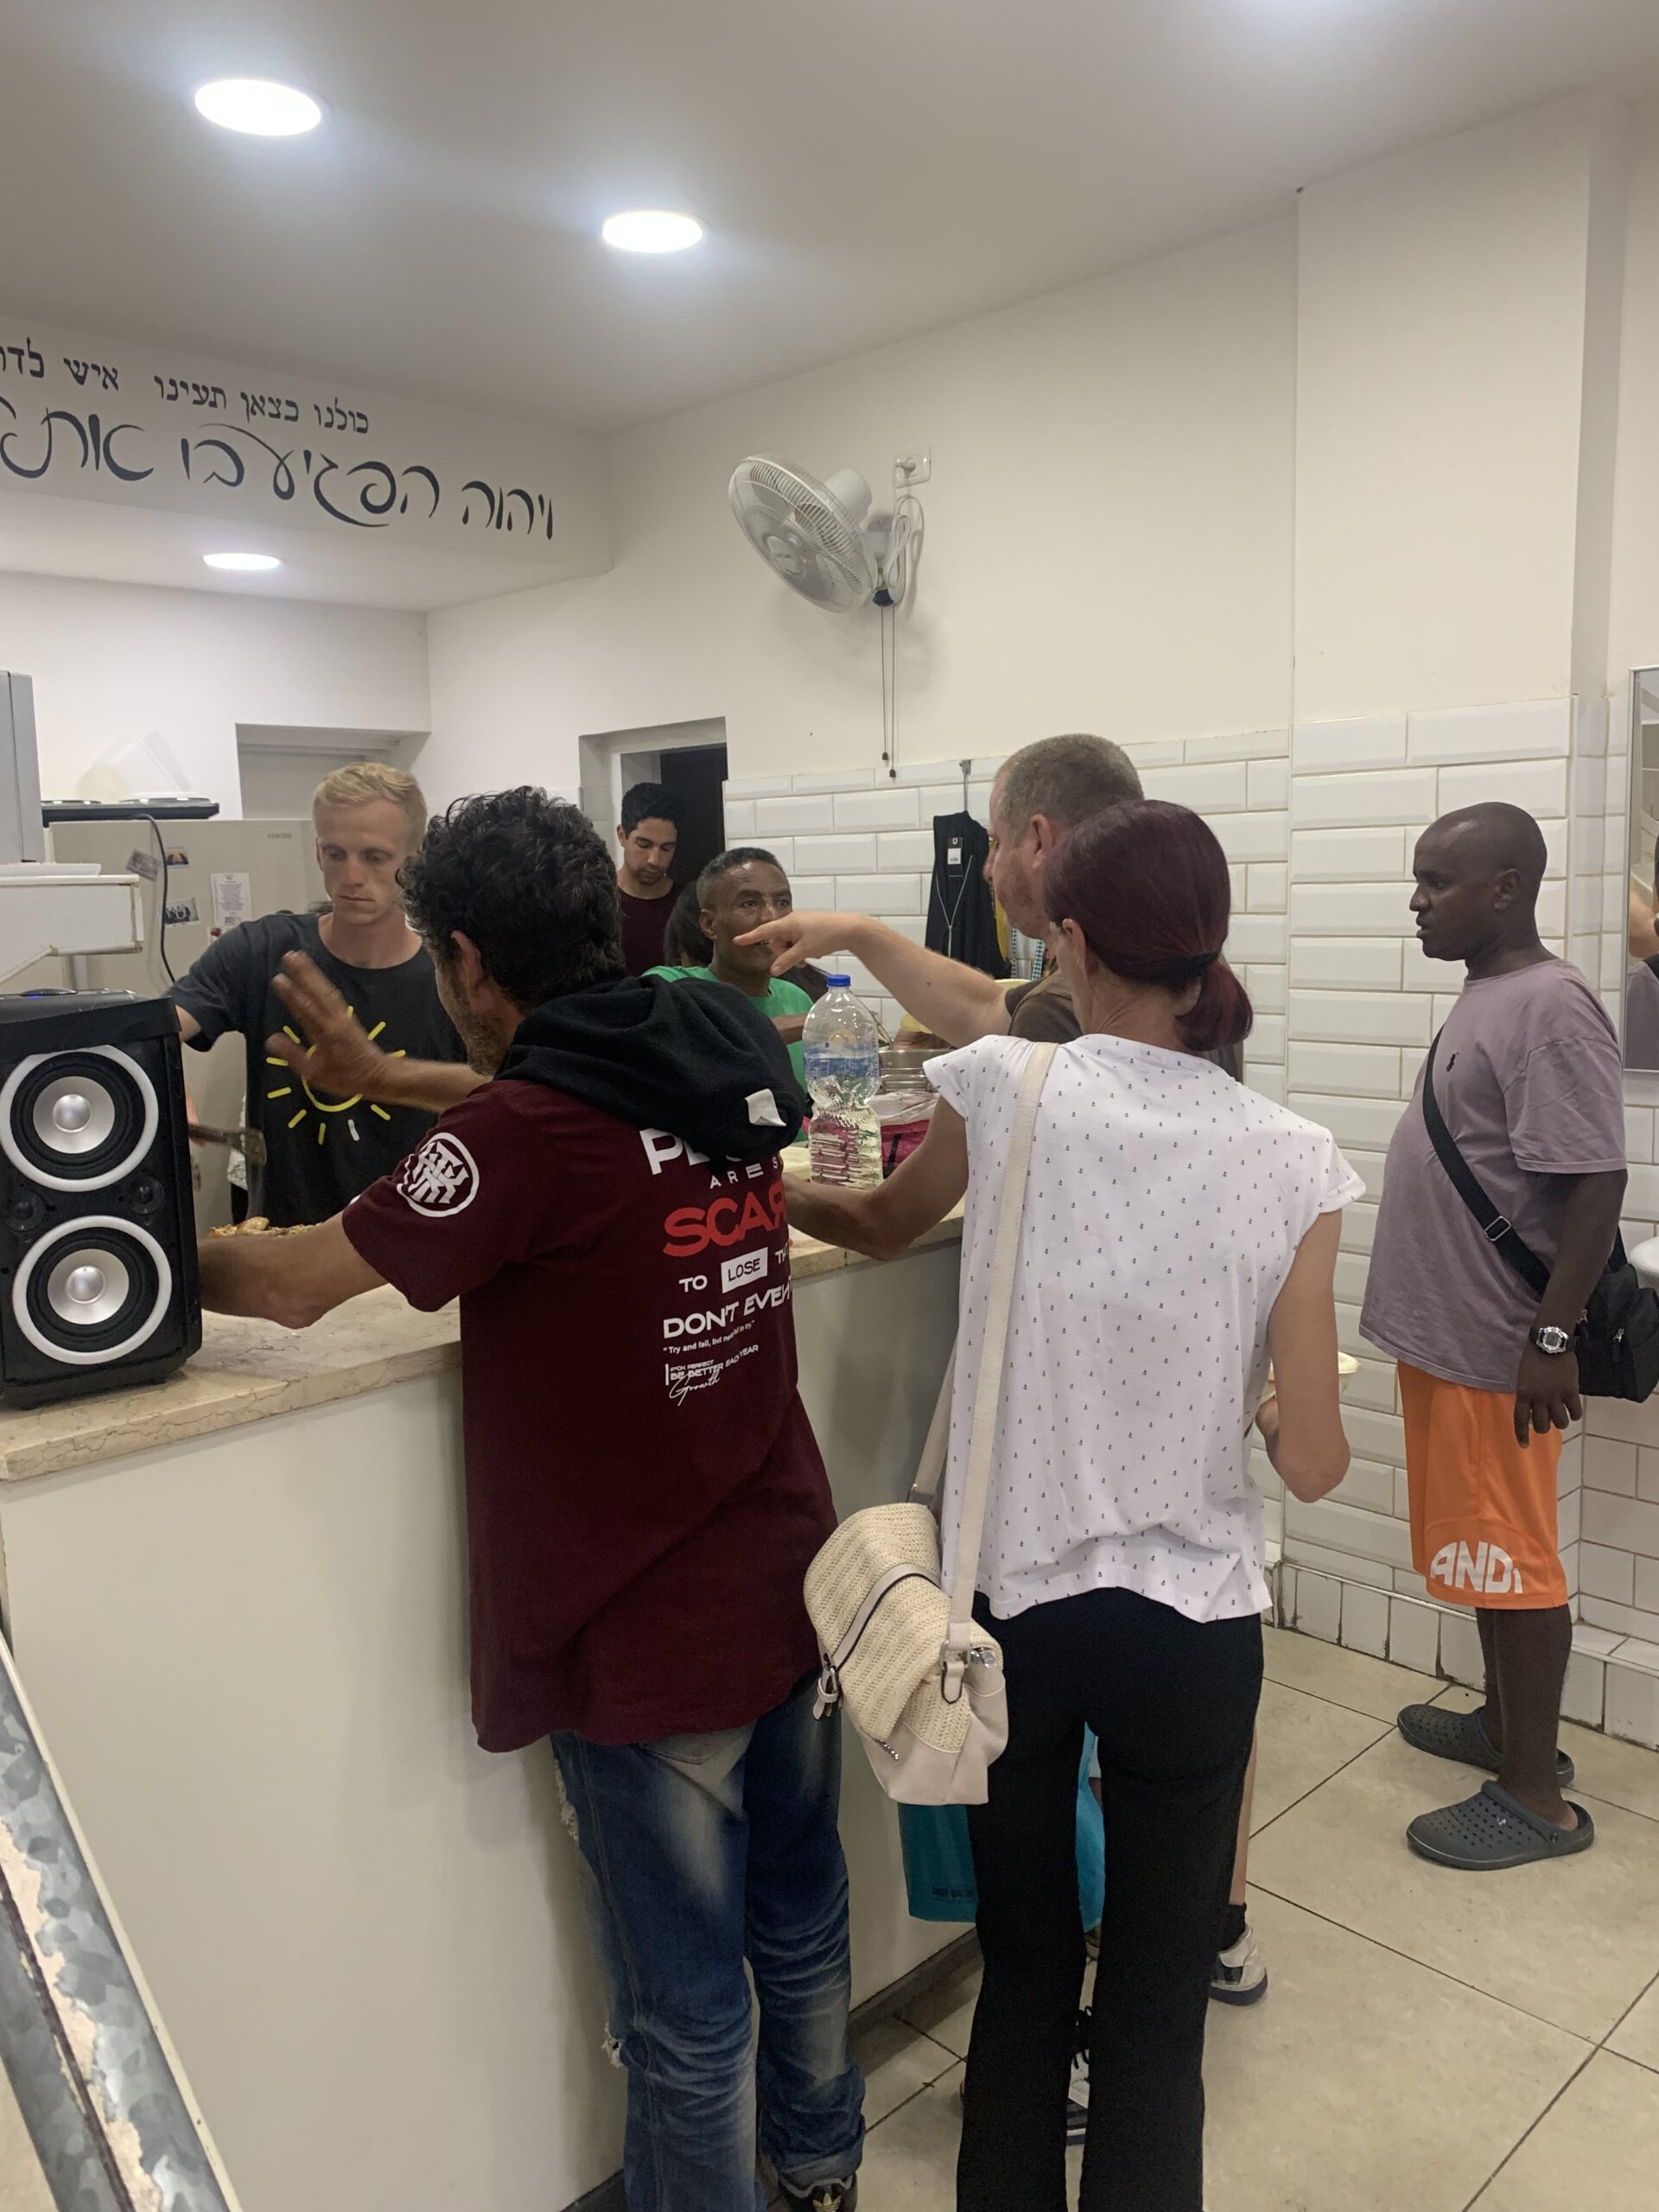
[1398, 1362, 1567, 1611]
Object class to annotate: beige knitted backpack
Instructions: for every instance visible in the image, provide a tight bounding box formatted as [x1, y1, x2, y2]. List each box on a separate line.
[804, 1044, 1055, 1805]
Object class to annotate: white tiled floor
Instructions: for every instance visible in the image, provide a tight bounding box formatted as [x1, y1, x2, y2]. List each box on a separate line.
[848, 1625, 1659, 2210]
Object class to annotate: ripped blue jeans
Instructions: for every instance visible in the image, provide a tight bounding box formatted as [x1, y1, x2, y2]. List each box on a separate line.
[552, 1675, 864, 2212]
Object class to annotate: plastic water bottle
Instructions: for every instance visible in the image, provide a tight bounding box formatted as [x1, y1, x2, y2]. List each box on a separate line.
[804, 976, 882, 1188]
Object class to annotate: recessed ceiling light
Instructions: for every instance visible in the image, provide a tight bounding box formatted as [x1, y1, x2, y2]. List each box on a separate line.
[203, 552, 283, 573]
[601, 210, 703, 254]
[194, 79, 322, 137]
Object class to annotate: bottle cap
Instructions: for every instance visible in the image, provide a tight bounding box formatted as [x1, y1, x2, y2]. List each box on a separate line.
[825, 974, 851, 988]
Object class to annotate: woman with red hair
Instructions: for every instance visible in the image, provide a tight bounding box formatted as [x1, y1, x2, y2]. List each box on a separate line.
[788, 800, 1358, 2212]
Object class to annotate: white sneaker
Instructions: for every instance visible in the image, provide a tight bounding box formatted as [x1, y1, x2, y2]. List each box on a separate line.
[1210, 1922, 1268, 2006]
[958, 2008, 1090, 2142]
[1066, 2006, 1090, 2143]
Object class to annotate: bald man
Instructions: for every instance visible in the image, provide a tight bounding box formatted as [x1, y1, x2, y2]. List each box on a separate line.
[1362, 804, 1625, 1870]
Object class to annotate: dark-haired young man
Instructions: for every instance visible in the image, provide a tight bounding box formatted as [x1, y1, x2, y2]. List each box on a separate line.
[199, 790, 864, 2212]
[616, 779, 686, 973]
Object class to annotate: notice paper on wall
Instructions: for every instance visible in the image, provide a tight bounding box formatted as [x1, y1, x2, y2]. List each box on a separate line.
[210, 871, 252, 931]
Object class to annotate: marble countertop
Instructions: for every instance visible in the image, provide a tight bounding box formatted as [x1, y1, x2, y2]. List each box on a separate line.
[0, 1205, 963, 1488]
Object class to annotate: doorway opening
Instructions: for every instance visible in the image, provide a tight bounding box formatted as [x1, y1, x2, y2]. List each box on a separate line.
[579, 718, 729, 887]
[235, 725, 428, 820]
[655, 746, 729, 884]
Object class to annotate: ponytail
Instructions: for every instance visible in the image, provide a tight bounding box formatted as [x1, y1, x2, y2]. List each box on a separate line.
[1180, 957, 1253, 1052]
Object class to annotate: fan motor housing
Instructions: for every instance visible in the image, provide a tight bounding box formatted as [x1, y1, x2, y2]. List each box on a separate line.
[729, 455, 880, 612]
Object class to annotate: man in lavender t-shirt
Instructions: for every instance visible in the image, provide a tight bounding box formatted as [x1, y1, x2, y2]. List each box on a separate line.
[1363, 804, 1626, 1872]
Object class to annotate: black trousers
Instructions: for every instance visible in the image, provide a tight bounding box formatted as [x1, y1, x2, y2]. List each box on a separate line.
[957, 1586, 1262, 2212]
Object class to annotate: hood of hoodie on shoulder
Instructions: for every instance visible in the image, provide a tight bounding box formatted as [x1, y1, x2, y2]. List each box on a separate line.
[495, 974, 809, 1163]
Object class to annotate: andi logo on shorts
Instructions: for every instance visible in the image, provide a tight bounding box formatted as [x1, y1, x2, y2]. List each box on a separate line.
[396, 1132, 480, 1218]
[1428, 1540, 1525, 1597]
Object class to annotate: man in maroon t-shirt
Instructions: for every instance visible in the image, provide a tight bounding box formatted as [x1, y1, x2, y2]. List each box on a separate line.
[197, 789, 864, 2212]
[616, 779, 687, 974]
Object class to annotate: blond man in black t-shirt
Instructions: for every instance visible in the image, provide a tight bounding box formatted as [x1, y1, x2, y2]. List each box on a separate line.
[169, 761, 464, 1224]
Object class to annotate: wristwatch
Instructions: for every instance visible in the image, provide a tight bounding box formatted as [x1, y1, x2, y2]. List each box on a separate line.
[1530, 1324, 1573, 1357]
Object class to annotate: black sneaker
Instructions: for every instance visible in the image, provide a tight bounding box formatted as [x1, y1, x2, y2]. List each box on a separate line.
[779, 2180, 857, 2212]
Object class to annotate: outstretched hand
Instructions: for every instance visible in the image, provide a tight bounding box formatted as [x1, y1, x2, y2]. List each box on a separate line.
[735, 911, 858, 978]
[267, 952, 387, 1101]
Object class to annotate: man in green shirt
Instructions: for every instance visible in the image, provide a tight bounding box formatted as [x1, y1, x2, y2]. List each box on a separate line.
[648, 847, 816, 1090]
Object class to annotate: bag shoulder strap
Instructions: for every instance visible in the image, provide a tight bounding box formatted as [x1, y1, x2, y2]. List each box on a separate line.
[1421, 1030, 1551, 1301]
[909, 1347, 956, 1509]
[944, 1041, 1057, 1633]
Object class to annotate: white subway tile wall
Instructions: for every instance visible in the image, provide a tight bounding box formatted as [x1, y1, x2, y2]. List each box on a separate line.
[736, 730, 1294, 1067]
[793, 833, 879, 874]
[1439, 757, 1568, 818]
[754, 794, 836, 836]
[1247, 759, 1290, 809]
[1403, 699, 1571, 768]
[1289, 937, 1405, 991]
[1277, 697, 1623, 1665]
[792, 768, 876, 793]
[1291, 766, 1440, 831]
[722, 774, 796, 799]
[832, 787, 921, 830]
[724, 702, 1659, 1728]
[875, 830, 938, 872]
[1292, 716, 1408, 776]
[1248, 862, 1287, 912]
[1290, 825, 1409, 880]
[1141, 760, 1250, 811]
[834, 874, 925, 915]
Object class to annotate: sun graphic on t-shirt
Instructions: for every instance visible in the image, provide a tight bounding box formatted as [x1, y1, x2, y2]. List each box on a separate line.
[264, 1017, 407, 1147]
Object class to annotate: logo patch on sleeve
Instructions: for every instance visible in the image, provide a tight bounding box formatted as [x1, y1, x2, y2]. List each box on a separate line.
[396, 1132, 480, 1218]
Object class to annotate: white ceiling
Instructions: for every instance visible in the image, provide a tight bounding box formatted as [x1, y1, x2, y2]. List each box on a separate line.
[4, 0, 1659, 441]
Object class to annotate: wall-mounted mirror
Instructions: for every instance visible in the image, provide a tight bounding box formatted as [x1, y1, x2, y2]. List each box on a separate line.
[1625, 671, 1659, 1069]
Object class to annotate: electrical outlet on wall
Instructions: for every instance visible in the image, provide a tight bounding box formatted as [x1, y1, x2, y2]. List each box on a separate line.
[893, 448, 931, 489]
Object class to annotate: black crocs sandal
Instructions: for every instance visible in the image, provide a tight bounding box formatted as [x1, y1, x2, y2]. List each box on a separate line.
[1407, 1782, 1595, 1870]
[1396, 1700, 1574, 1787]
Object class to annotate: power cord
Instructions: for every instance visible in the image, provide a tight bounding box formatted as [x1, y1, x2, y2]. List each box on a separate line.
[140, 814, 176, 983]
[879, 601, 898, 782]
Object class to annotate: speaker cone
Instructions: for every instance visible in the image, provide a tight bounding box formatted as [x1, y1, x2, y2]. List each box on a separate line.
[0, 1048, 159, 1191]
[11, 1217, 172, 1367]
[33, 1071, 118, 1154]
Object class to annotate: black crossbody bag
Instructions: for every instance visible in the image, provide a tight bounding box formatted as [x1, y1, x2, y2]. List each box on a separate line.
[1421, 1031, 1659, 1402]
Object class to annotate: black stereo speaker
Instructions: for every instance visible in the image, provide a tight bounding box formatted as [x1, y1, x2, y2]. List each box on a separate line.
[0, 992, 201, 1408]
